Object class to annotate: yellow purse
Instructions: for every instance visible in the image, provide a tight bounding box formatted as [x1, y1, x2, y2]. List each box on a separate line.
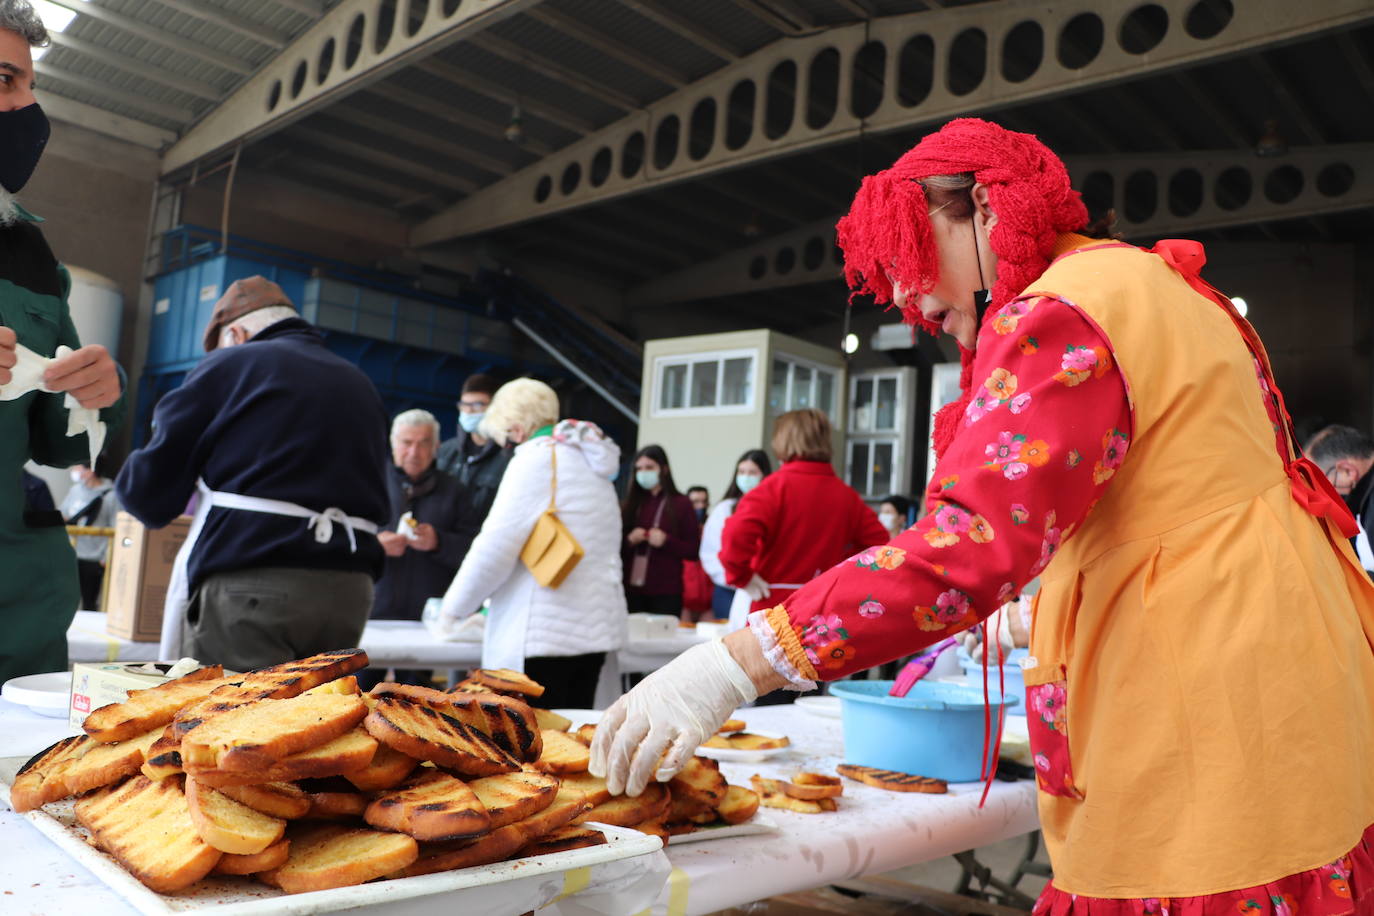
[520, 444, 584, 588]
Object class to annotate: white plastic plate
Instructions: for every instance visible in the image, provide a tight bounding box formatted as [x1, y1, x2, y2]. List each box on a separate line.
[795, 695, 842, 720]
[0, 755, 664, 916]
[695, 729, 793, 763]
[2, 671, 71, 717]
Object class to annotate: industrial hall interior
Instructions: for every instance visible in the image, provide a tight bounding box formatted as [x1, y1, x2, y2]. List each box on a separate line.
[3, 0, 1374, 915]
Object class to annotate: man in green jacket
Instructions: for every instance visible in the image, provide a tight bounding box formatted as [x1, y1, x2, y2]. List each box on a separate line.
[0, 3, 125, 684]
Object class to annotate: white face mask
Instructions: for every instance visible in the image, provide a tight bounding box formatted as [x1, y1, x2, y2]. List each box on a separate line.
[69, 469, 83, 483]
[878, 511, 900, 530]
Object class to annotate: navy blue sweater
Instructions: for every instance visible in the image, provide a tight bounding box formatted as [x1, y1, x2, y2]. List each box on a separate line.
[117, 319, 391, 590]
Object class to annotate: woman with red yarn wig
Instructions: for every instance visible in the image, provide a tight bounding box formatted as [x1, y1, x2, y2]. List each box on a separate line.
[592, 118, 1374, 913]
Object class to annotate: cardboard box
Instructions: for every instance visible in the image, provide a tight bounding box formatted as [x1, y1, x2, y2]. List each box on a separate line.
[106, 512, 191, 642]
[68, 661, 176, 729]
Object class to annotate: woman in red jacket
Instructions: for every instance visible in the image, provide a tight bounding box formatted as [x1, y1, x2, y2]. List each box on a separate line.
[720, 409, 888, 619]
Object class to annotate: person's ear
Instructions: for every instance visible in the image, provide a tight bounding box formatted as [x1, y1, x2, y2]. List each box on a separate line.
[971, 183, 998, 231]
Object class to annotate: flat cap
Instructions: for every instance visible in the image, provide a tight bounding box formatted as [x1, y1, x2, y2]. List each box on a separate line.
[203, 276, 294, 352]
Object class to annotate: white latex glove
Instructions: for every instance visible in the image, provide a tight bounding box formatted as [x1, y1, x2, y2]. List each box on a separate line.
[962, 600, 1017, 663]
[742, 574, 771, 602]
[590, 640, 759, 797]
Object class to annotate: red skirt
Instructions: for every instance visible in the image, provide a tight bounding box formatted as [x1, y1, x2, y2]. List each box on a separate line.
[1033, 823, 1374, 916]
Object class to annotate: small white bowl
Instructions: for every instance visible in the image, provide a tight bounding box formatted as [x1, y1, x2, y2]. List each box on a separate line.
[2, 671, 72, 717]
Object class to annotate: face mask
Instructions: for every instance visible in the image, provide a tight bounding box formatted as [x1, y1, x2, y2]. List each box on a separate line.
[635, 470, 660, 491]
[0, 103, 50, 194]
[735, 473, 761, 494]
[69, 469, 83, 483]
[695, 507, 706, 522]
[878, 511, 900, 530]
[458, 411, 484, 433]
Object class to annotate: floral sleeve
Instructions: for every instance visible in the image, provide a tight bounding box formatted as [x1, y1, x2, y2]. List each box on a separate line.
[770, 295, 1132, 680]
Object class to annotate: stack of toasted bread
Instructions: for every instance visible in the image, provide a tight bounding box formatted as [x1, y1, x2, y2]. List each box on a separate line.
[16, 656, 718, 897]
[563, 721, 761, 839]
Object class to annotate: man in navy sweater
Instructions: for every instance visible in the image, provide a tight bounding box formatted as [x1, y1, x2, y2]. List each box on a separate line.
[117, 277, 391, 670]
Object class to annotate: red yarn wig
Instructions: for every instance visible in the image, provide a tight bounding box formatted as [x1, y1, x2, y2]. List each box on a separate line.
[835, 118, 1088, 455]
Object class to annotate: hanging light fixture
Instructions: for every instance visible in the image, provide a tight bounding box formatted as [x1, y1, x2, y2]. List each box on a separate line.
[504, 104, 525, 144]
[1255, 119, 1287, 157]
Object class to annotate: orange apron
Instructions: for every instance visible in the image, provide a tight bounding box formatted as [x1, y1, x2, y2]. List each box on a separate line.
[1022, 237, 1374, 897]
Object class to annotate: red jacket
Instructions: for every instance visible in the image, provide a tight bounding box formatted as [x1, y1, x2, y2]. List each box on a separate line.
[720, 460, 888, 611]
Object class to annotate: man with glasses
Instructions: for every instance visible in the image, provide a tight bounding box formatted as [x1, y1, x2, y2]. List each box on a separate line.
[436, 373, 512, 536]
[1307, 424, 1374, 574]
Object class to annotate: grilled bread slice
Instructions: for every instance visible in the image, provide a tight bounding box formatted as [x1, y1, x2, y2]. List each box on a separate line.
[665, 820, 700, 837]
[303, 675, 359, 696]
[81, 665, 227, 743]
[467, 767, 558, 829]
[717, 719, 746, 734]
[557, 771, 613, 807]
[212, 839, 290, 876]
[258, 824, 417, 894]
[10, 736, 94, 812]
[535, 729, 590, 775]
[835, 763, 948, 794]
[364, 769, 492, 841]
[341, 741, 417, 792]
[785, 772, 843, 800]
[533, 708, 572, 732]
[370, 683, 542, 763]
[217, 781, 311, 819]
[632, 819, 669, 845]
[188, 728, 378, 787]
[750, 774, 837, 813]
[304, 789, 369, 821]
[666, 790, 714, 824]
[61, 726, 163, 797]
[716, 785, 761, 824]
[702, 731, 790, 750]
[364, 694, 520, 777]
[141, 726, 184, 781]
[517, 825, 606, 858]
[74, 776, 223, 893]
[214, 650, 369, 703]
[467, 669, 546, 698]
[400, 786, 588, 877]
[576, 782, 670, 827]
[570, 723, 597, 746]
[669, 756, 727, 808]
[185, 776, 287, 854]
[180, 693, 368, 773]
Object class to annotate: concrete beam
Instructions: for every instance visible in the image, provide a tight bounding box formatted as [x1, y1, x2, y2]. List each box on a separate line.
[627, 145, 1374, 306]
[161, 0, 542, 175]
[412, 0, 1374, 246]
[40, 94, 177, 150]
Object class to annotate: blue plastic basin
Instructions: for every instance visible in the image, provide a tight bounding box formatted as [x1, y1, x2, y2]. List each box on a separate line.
[829, 679, 1020, 782]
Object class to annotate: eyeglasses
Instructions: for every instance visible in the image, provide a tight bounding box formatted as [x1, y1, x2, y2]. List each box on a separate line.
[927, 200, 952, 218]
[457, 400, 489, 412]
[1323, 464, 1353, 489]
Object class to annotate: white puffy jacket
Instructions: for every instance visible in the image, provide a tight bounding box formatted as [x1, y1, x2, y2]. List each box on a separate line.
[437, 421, 627, 670]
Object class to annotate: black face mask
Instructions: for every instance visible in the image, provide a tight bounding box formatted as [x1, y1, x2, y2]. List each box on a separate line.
[0, 103, 50, 194]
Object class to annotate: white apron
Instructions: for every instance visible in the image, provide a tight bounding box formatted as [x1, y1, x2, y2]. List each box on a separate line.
[158, 479, 380, 660]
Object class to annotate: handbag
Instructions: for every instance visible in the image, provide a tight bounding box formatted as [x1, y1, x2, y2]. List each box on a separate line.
[520, 444, 584, 588]
[627, 498, 666, 588]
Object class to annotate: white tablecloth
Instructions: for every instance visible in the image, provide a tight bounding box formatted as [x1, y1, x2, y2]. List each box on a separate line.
[655, 704, 1040, 915]
[65, 613, 707, 682]
[0, 693, 1039, 916]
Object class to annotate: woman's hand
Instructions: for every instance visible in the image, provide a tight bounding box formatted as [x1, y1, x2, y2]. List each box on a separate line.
[627, 527, 647, 545]
[412, 522, 438, 552]
[378, 531, 409, 557]
[646, 527, 667, 548]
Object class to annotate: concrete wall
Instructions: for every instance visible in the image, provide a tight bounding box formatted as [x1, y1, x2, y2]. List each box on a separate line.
[19, 119, 160, 372]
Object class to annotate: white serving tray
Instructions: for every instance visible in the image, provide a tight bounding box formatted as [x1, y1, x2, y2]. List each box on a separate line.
[666, 814, 778, 845]
[695, 730, 793, 763]
[0, 755, 663, 916]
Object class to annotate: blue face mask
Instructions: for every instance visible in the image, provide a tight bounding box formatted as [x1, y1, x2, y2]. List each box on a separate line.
[458, 411, 484, 433]
[636, 470, 660, 491]
[736, 473, 761, 493]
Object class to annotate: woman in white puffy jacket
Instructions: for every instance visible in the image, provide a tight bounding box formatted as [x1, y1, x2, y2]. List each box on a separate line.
[434, 378, 627, 707]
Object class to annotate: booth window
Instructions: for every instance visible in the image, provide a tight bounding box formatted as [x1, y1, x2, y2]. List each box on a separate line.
[653, 350, 757, 416]
[769, 354, 838, 419]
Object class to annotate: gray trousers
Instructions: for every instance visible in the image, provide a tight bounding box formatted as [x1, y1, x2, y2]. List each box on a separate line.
[188, 566, 373, 672]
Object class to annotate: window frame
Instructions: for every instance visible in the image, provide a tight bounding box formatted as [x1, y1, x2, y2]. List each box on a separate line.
[770, 351, 839, 419]
[650, 347, 759, 417]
